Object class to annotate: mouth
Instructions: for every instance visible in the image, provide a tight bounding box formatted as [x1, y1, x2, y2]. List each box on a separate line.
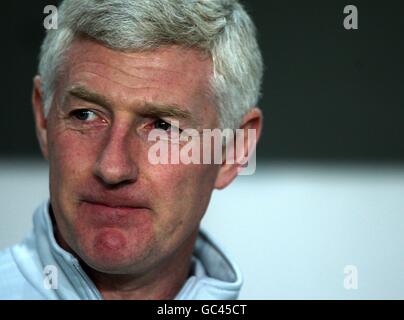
[80, 192, 149, 209]
[83, 200, 143, 210]
[78, 196, 150, 227]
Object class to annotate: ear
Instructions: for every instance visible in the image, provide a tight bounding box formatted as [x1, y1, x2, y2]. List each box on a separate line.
[32, 75, 49, 160]
[214, 107, 263, 190]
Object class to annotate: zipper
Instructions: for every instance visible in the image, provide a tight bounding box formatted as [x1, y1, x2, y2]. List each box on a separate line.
[72, 260, 103, 300]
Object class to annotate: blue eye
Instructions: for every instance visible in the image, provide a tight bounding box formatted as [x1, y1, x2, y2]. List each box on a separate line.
[71, 109, 97, 121]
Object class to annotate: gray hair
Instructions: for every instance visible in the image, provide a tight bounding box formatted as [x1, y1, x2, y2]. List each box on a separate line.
[38, 0, 263, 129]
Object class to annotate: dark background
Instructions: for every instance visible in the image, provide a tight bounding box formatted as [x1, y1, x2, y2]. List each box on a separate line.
[0, 0, 403, 162]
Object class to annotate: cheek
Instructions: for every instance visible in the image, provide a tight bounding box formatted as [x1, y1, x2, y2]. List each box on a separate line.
[48, 128, 103, 218]
[147, 162, 218, 227]
[50, 130, 100, 181]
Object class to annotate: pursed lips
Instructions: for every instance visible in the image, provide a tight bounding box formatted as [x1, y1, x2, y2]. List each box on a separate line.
[80, 190, 150, 208]
[78, 195, 151, 227]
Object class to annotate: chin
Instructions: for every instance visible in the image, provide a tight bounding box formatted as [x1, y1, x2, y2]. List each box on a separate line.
[76, 227, 155, 274]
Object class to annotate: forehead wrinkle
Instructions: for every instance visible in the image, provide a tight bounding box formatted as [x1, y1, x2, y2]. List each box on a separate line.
[71, 70, 160, 91]
[71, 61, 169, 83]
[110, 45, 211, 73]
[66, 39, 213, 92]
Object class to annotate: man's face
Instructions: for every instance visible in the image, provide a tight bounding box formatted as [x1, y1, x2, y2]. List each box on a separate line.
[37, 38, 222, 274]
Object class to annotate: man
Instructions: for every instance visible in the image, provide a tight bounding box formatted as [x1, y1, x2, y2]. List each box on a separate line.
[0, 0, 263, 299]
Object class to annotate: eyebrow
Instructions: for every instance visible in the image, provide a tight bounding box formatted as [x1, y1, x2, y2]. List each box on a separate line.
[137, 103, 193, 122]
[66, 85, 197, 125]
[66, 85, 112, 108]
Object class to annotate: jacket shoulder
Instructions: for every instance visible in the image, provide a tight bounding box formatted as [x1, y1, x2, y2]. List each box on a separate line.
[0, 241, 46, 300]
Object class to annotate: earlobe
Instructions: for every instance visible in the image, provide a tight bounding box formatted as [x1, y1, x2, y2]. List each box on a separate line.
[214, 107, 263, 190]
[32, 75, 49, 160]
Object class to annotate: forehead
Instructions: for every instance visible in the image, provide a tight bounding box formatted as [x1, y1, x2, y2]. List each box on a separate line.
[58, 38, 217, 124]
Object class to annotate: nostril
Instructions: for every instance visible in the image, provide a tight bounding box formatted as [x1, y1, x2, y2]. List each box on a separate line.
[94, 174, 135, 189]
[93, 149, 138, 186]
[94, 158, 138, 185]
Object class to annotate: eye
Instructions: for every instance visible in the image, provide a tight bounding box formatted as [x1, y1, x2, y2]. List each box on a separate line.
[153, 119, 183, 133]
[154, 119, 171, 131]
[70, 109, 98, 122]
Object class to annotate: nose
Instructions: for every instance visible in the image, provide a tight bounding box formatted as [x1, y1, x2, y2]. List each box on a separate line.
[93, 125, 138, 186]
